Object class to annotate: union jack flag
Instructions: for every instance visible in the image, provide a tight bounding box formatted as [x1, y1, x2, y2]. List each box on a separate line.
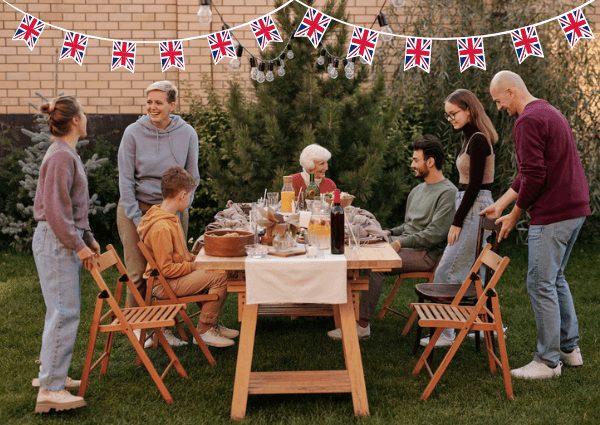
[111, 41, 136, 73]
[60, 31, 88, 66]
[295, 7, 331, 49]
[159, 40, 185, 72]
[558, 9, 594, 49]
[346, 26, 379, 65]
[511, 26, 543, 64]
[457, 37, 486, 72]
[12, 14, 45, 51]
[404, 37, 431, 73]
[250, 15, 282, 51]
[207, 30, 236, 65]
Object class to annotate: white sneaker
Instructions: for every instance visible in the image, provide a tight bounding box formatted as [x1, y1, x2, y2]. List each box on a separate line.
[162, 329, 188, 347]
[467, 326, 508, 339]
[559, 347, 583, 367]
[133, 329, 153, 348]
[510, 360, 562, 379]
[327, 323, 370, 340]
[35, 388, 87, 413]
[420, 333, 454, 347]
[216, 323, 239, 339]
[197, 327, 234, 347]
[32, 376, 80, 391]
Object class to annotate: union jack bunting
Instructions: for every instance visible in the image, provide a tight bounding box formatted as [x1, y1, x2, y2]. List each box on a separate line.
[250, 15, 282, 51]
[558, 9, 594, 49]
[295, 7, 331, 48]
[60, 31, 88, 66]
[346, 26, 379, 65]
[510, 26, 543, 64]
[457, 37, 486, 72]
[111, 41, 136, 73]
[12, 14, 45, 51]
[159, 40, 185, 72]
[404, 37, 431, 73]
[207, 30, 236, 65]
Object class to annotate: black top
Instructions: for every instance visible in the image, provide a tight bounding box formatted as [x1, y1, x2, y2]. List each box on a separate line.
[453, 123, 492, 227]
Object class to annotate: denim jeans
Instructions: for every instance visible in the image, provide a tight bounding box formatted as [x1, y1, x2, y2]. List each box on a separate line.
[32, 221, 83, 391]
[527, 216, 585, 367]
[434, 190, 494, 284]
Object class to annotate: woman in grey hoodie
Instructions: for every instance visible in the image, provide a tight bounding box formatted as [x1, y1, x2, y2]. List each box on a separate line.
[117, 81, 200, 338]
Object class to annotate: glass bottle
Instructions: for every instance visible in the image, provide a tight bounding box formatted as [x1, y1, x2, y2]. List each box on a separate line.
[303, 172, 320, 209]
[330, 189, 345, 254]
[281, 175, 295, 213]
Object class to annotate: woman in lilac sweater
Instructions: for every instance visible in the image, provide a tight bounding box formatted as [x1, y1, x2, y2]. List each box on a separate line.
[32, 96, 100, 413]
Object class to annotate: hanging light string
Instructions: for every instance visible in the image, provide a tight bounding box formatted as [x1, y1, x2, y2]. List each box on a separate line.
[4, 0, 596, 44]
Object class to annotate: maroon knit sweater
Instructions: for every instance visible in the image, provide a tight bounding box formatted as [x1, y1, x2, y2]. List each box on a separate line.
[510, 100, 590, 225]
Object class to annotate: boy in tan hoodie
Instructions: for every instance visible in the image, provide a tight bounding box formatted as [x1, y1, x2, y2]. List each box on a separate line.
[137, 166, 238, 347]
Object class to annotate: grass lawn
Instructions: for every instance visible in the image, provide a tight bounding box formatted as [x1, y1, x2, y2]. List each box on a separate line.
[1, 242, 599, 424]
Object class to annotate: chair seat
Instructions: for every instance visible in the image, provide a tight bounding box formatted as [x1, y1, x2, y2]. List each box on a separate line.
[415, 283, 477, 304]
[103, 304, 185, 332]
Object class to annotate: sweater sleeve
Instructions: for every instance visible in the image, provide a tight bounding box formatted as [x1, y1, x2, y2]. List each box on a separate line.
[184, 127, 200, 208]
[452, 136, 490, 227]
[398, 188, 455, 248]
[147, 225, 194, 279]
[118, 127, 143, 227]
[513, 119, 547, 211]
[42, 152, 87, 252]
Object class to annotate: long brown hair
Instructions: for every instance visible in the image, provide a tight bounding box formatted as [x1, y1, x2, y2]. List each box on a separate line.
[445, 89, 498, 144]
[39, 95, 81, 137]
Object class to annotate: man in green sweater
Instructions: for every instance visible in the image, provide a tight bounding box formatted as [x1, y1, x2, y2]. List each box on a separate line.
[328, 135, 457, 340]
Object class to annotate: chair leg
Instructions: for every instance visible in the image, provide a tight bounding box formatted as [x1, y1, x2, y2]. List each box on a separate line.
[377, 276, 403, 320]
[173, 317, 188, 342]
[100, 332, 114, 375]
[401, 308, 418, 336]
[79, 299, 103, 398]
[153, 328, 188, 379]
[125, 328, 175, 404]
[179, 311, 217, 367]
[413, 327, 444, 375]
[419, 328, 468, 401]
[491, 298, 513, 400]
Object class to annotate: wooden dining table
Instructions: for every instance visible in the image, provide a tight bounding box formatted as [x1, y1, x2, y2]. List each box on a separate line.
[194, 243, 402, 420]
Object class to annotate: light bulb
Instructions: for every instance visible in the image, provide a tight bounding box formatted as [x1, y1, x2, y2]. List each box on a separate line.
[257, 71, 265, 83]
[230, 57, 241, 71]
[330, 68, 338, 79]
[345, 71, 354, 79]
[197, 2, 212, 25]
[277, 62, 285, 77]
[391, 0, 406, 7]
[380, 26, 394, 42]
[360, 56, 368, 65]
[266, 63, 274, 82]
[317, 56, 325, 65]
[251, 68, 258, 80]
[344, 60, 354, 71]
[286, 43, 294, 59]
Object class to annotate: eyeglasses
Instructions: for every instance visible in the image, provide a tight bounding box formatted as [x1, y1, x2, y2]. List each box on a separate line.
[444, 110, 464, 121]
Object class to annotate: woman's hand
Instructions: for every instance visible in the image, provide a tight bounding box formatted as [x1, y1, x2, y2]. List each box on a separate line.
[90, 241, 101, 256]
[77, 246, 96, 271]
[447, 225, 461, 246]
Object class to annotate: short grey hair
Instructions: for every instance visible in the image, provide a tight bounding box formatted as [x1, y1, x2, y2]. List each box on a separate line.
[299, 144, 332, 172]
[145, 80, 178, 103]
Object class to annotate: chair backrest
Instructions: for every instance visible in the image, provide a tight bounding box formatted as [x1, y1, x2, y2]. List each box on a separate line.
[90, 245, 147, 308]
[136, 241, 181, 305]
[451, 244, 510, 307]
[476, 215, 502, 256]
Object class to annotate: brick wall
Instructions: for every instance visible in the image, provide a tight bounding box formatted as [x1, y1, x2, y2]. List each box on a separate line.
[0, 0, 597, 114]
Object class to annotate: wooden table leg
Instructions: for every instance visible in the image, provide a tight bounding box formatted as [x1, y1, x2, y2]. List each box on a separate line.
[339, 287, 370, 417]
[231, 303, 259, 420]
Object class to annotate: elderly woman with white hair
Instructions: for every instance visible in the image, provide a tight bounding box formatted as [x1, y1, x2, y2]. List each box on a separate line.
[291, 143, 337, 196]
[117, 80, 199, 346]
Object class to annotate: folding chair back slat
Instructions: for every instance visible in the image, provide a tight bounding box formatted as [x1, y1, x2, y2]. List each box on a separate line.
[404, 244, 513, 401]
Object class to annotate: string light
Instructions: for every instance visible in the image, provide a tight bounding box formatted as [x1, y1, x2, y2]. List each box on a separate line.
[257, 61, 266, 83]
[230, 45, 243, 71]
[276, 59, 286, 76]
[250, 57, 258, 80]
[266, 62, 275, 82]
[317, 47, 326, 65]
[286, 42, 294, 59]
[330, 58, 339, 79]
[391, 0, 406, 8]
[377, 13, 393, 42]
[197, 0, 212, 24]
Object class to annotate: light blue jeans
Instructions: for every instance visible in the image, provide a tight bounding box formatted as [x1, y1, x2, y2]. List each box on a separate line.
[434, 190, 494, 285]
[527, 216, 585, 367]
[32, 221, 83, 391]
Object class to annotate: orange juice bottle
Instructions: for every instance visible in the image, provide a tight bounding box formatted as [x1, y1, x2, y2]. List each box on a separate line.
[281, 175, 295, 213]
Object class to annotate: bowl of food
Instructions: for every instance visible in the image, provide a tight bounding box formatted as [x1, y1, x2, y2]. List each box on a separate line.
[245, 244, 269, 258]
[204, 230, 254, 257]
[324, 192, 355, 208]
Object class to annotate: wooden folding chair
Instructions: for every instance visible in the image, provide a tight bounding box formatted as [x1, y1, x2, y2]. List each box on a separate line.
[78, 245, 214, 405]
[401, 244, 513, 400]
[136, 241, 219, 360]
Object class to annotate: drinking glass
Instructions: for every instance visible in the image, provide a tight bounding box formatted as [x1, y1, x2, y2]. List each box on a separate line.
[308, 213, 330, 251]
[267, 192, 279, 208]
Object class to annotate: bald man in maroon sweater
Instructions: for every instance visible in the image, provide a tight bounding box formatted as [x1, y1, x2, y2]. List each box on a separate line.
[482, 71, 590, 380]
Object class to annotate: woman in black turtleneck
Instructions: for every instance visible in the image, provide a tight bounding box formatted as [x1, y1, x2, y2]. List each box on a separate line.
[420, 89, 499, 348]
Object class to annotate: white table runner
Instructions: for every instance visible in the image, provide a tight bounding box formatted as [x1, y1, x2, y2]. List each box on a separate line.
[245, 250, 347, 305]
